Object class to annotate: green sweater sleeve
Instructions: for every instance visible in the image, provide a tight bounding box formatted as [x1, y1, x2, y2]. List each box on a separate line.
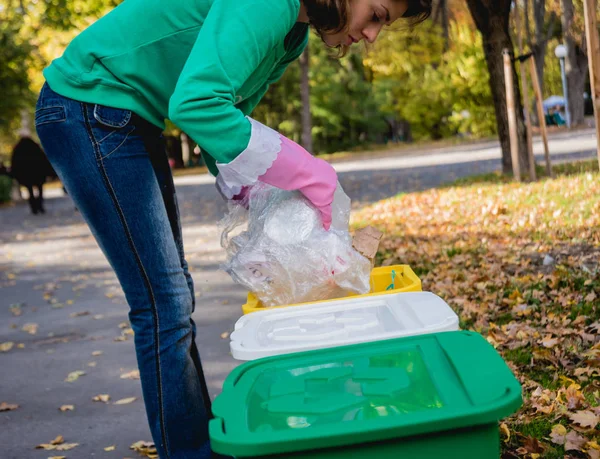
[236, 33, 308, 117]
[168, 0, 299, 163]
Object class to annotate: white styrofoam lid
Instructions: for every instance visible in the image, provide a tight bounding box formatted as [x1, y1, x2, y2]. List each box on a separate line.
[230, 291, 459, 360]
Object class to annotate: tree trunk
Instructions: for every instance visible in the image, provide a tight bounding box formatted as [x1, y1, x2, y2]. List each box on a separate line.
[533, 0, 548, 94]
[561, 0, 589, 126]
[299, 47, 313, 153]
[467, 0, 530, 175]
[433, 0, 450, 50]
[524, 0, 558, 97]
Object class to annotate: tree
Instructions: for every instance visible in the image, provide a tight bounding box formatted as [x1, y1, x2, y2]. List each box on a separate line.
[0, 12, 34, 131]
[0, 0, 120, 137]
[432, 0, 450, 50]
[560, 0, 589, 126]
[466, 0, 530, 174]
[523, 0, 560, 94]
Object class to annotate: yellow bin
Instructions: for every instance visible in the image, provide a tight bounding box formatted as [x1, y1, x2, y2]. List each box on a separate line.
[242, 265, 422, 315]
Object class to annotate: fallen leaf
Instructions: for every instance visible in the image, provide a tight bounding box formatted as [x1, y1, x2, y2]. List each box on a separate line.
[88, 361, 97, 367]
[522, 436, 545, 454]
[0, 402, 19, 412]
[92, 350, 103, 356]
[130, 440, 157, 457]
[92, 394, 111, 403]
[500, 422, 510, 443]
[565, 430, 586, 452]
[587, 440, 600, 452]
[59, 405, 74, 412]
[220, 332, 229, 339]
[51, 435, 64, 445]
[104, 445, 116, 451]
[549, 424, 567, 445]
[568, 410, 599, 428]
[69, 311, 90, 317]
[48, 456, 67, 459]
[22, 323, 38, 335]
[541, 336, 559, 348]
[93, 314, 105, 320]
[120, 370, 140, 380]
[585, 291, 597, 302]
[113, 397, 137, 405]
[0, 342, 14, 352]
[564, 384, 586, 410]
[17, 343, 25, 349]
[65, 371, 85, 383]
[36, 442, 79, 451]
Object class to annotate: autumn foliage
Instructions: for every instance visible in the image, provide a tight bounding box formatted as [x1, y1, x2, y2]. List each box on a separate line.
[354, 166, 600, 458]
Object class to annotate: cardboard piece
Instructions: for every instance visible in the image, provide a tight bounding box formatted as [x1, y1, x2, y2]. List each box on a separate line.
[352, 226, 383, 261]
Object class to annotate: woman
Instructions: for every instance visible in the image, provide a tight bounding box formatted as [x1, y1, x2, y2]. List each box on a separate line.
[35, 0, 431, 457]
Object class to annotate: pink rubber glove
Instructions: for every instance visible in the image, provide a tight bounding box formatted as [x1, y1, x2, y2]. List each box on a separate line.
[258, 135, 338, 230]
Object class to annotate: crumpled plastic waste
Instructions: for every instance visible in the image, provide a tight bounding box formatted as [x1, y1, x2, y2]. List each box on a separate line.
[220, 183, 372, 307]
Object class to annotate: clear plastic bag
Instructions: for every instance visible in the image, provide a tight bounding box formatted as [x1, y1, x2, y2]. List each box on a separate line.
[220, 183, 372, 307]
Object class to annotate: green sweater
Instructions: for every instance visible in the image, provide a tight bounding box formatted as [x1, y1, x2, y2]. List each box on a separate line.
[44, 0, 308, 175]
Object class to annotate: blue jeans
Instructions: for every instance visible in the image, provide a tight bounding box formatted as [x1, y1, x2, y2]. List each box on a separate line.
[35, 82, 215, 459]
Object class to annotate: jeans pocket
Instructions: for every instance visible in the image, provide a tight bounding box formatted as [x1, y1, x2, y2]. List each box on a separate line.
[35, 106, 66, 127]
[91, 104, 136, 159]
[94, 104, 132, 129]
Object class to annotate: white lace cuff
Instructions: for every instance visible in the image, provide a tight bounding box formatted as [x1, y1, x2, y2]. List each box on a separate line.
[216, 117, 282, 193]
[215, 174, 241, 200]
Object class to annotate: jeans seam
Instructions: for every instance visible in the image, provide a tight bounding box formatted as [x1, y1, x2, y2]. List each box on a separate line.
[100, 126, 136, 160]
[96, 129, 118, 145]
[81, 102, 171, 458]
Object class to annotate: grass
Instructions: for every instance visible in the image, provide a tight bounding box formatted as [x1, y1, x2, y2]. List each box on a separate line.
[354, 165, 600, 457]
[451, 159, 599, 187]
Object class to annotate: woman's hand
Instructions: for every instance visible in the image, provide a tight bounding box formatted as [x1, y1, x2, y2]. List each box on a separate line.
[257, 135, 338, 230]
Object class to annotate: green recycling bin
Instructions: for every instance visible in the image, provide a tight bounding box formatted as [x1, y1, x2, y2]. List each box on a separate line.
[209, 331, 522, 458]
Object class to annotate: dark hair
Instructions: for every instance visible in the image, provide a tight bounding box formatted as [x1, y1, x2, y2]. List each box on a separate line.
[303, 0, 349, 36]
[402, 0, 432, 24]
[303, 0, 433, 55]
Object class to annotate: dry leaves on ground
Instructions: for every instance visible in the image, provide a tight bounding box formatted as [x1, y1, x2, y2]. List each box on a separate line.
[69, 311, 90, 317]
[0, 402, 19, 412]
[36, 435, 79, 451]
[0, 342, 14, 352]
[130, 440, 158, 458]
[21, 323, 38, 335]
[113, 397, 137, 405]
[120, 370, 140, 380]
[64, 370, 85, 383]
[354, 171, 600, 458]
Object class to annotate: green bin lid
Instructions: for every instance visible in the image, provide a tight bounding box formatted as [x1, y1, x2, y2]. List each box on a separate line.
[209, 331, 522, 457]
